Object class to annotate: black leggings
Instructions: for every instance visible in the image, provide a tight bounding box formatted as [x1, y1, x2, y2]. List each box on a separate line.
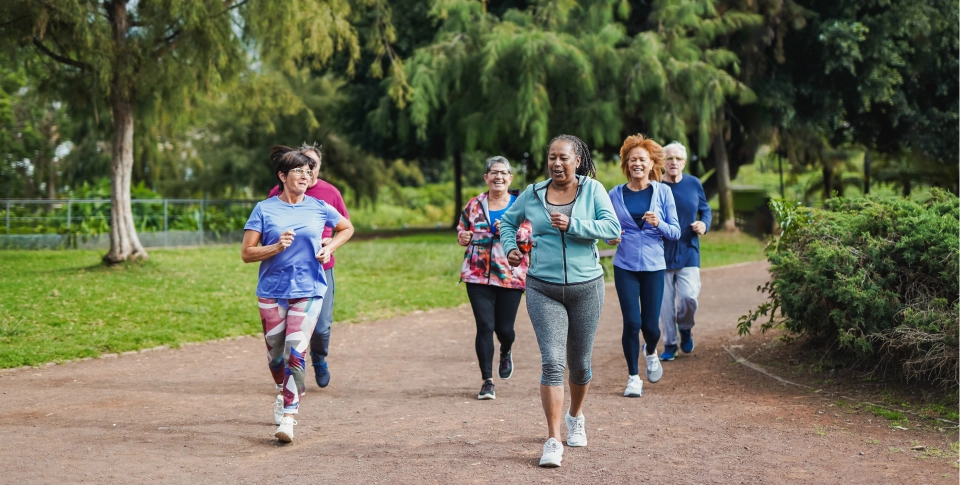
[466, 283, 523, 380]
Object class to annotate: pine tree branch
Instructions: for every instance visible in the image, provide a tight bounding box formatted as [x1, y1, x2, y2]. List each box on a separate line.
[31, 37, 91, 70]
[221, 0, 252, 15]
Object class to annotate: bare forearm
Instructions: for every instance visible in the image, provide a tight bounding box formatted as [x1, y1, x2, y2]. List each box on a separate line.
[324, 227, 354, 252]
[242, 243, 281, 263]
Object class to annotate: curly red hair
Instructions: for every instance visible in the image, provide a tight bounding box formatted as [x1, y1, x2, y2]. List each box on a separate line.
[619, 134, 664, 182]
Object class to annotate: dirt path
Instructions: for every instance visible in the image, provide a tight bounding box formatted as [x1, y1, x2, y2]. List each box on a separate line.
[1, 262, 955, 484]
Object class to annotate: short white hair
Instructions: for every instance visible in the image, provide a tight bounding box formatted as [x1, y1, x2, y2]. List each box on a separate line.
[663, 142, 687, 160]
[485, 156, 512, 173]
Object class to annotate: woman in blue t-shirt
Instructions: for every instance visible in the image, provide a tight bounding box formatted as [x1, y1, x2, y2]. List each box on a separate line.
[606, 134, 680, 399]
[242, 146, 355, 443]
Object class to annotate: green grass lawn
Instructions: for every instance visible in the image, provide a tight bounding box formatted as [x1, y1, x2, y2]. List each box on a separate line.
[0, 230, 765, 368]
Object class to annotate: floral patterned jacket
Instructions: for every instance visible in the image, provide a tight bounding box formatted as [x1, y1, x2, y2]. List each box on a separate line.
[457, 191, 532, 289]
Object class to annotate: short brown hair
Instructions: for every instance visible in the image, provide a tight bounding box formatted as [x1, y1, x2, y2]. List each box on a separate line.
[271, 145, 315, 192]
[619, 134, 664, 182]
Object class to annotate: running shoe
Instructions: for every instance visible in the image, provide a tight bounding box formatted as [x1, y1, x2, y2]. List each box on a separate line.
[565, 411, 587, 447]
[275, 416, 297, 443]
[275, 383, 283, 391]
[539, 438, 563, 467]
[314, 360, 330, 388]
[498, 350, 514, 379]
[660, 344, 679, 361]
[624, 375, 643, 397]
[680, 329, 695, 354]
[273, 394, 284, 425]
[643, 344, 663, 383]
[477, 380, 496, 400]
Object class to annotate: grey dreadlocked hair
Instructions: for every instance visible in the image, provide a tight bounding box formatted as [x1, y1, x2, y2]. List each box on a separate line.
[548, 134, 596, 179]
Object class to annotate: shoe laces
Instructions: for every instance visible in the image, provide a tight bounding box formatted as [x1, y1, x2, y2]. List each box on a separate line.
[544, 439, 561, 454]
[646, 354, 660, 371]
[569, 416, 584, 435]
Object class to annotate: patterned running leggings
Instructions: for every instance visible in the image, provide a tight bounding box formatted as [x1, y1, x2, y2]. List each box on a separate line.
[258, 297, 323, 414]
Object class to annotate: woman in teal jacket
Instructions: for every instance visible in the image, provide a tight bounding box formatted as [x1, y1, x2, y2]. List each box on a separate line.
[501, 134, 621, 468]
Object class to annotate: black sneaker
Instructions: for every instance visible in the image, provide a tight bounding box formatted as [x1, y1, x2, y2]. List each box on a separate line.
[477, 380, 495, 400]
[498, 350, 514, 379]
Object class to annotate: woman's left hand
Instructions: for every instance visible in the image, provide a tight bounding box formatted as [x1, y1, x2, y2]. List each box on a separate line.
[550, 213, 570, 232]
[641, 211, 659, 228]
[316, 245, 333, 264]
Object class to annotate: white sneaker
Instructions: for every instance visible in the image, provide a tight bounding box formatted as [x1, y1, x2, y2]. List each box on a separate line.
[644, 345, 663, 383]
[539, 437, 563, 467]
[275, 416, 297, 443]
[273, 394, 284, 425]
[275, 383, 283, 391]
[565, 411, 587, 447]
[624, 375, 643, 397]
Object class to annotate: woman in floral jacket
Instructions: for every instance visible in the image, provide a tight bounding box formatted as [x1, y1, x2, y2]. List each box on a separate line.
[458, 156, 532, 400]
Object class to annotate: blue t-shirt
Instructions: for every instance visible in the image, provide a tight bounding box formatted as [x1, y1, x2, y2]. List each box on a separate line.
[487, 194, 517, 236]
[244, 196, 342, 299]
[622, 185, 653, 228]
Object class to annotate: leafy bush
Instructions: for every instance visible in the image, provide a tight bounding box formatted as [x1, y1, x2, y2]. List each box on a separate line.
[738, 190, 959, 389]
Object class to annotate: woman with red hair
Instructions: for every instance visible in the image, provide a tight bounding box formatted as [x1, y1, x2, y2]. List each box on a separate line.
[606, 134, 680, 398]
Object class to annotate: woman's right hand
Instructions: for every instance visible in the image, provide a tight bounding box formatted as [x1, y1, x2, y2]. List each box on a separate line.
[507, 249, 523, 267]
[605, 230, 625, 246]
[276, 230, 296, 251]
[458, 230, 473, 246]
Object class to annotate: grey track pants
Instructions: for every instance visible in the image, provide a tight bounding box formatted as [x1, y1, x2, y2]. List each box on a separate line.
[525, 275, 605, 387]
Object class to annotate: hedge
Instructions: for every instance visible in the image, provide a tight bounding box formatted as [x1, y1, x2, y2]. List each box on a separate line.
[739, 190, 959, 389]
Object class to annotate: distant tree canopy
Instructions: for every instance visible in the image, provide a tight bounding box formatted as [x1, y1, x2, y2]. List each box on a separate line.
[0, 0, 956, 234]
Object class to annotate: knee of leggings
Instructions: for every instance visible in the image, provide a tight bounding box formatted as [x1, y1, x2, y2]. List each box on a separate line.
[569, 367, 593, 386]
[540, 362, 566, 387]
[268, 356, 284, 371]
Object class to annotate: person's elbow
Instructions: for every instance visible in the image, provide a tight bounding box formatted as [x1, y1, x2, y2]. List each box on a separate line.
[241, 248, 255, 264]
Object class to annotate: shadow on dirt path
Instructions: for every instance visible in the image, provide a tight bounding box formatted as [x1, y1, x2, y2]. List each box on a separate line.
[0, 261, 955, 483]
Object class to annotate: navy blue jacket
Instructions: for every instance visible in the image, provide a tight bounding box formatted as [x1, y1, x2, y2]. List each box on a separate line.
[663, 175, 712, 269]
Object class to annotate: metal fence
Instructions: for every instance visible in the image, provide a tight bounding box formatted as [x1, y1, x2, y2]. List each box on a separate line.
[1, 198, 259, 250]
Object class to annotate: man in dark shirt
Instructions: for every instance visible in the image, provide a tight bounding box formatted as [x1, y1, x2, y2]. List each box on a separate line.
[659, 142, 712, 361]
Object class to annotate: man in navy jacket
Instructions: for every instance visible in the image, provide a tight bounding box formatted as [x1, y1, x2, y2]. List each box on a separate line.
[659, 142, 712, 360]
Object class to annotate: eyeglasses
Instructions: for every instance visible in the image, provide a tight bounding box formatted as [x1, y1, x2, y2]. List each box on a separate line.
[288, 168, 312, 177]
[488, 170, 511, 176]
[665, 157, 685, 162]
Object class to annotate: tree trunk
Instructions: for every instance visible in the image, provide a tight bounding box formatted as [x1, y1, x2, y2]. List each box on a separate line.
[822, 163, 834, 200]
[103, 1, 147, 264]
[713, 130, 737, 232]
[450, 150, 463, 229]
[863, 151, 871, 195]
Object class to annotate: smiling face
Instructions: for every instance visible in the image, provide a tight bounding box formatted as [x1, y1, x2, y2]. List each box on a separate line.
[625, 146, 653, 183]
[547, 140, 579, 185]
[664, 146, 686, 178]
[483, 162, 513, 194]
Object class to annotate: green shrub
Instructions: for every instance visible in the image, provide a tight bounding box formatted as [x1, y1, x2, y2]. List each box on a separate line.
[738, 190, 959, 389]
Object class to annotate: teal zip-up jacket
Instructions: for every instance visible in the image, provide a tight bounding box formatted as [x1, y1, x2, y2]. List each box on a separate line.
[500, 175, 621, 284]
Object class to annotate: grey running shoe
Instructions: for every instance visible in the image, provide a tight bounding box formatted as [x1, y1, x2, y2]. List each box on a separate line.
[644, 344, 663, 383]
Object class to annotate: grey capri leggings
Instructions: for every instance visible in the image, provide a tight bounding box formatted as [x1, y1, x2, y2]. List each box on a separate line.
[526, 275, 605, 387]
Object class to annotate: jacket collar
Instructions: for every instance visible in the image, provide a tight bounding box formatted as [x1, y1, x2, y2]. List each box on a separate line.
[613, 181, 663, 230]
